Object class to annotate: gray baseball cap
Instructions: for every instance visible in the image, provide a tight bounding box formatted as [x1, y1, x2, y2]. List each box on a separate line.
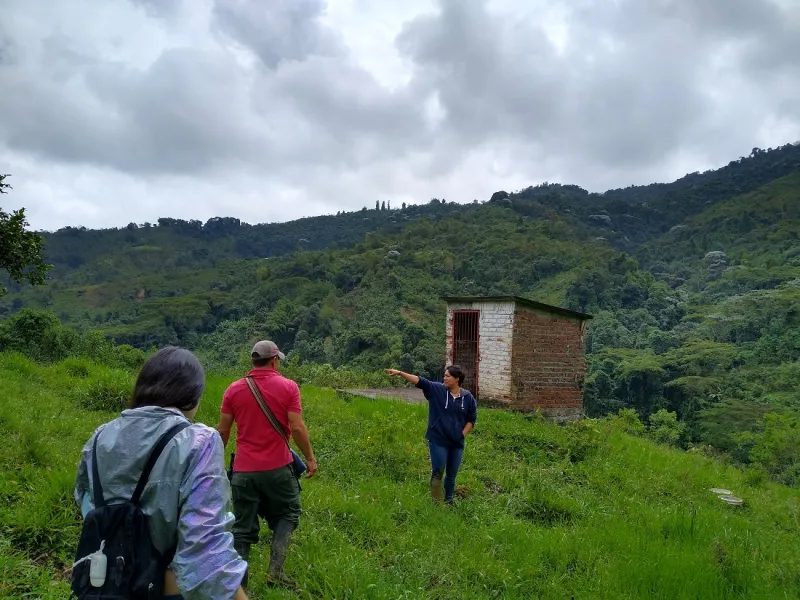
[251, 340, 285, 361]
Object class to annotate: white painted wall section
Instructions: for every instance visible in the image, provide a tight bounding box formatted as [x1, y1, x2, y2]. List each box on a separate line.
[446, 300, 514, 401]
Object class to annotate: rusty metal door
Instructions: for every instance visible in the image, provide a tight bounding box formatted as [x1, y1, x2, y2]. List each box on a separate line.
[452, 310, 479, 396]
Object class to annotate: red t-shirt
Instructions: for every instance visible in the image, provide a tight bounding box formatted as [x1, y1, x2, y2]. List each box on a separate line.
[221, 369, 302, 472]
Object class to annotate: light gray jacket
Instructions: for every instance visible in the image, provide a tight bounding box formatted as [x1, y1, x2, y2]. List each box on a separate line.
[74, 406, 246, 600]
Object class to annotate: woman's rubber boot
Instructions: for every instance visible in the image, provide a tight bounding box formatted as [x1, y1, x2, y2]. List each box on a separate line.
[430, 472, 444, 503]
[266, 520, 300, 590]
[234, 541, 251, 588]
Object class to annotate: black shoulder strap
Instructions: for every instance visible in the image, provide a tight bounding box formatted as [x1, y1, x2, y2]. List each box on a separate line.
[130, 422, 191, 505]
[91, 432, 106, 508]
[91, 421, 190, 509]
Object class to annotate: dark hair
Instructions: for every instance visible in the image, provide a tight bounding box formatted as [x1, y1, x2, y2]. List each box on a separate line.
[251, 355, 276, 368]
[445, 365, 465, 386]
[131, 346, 205, 411]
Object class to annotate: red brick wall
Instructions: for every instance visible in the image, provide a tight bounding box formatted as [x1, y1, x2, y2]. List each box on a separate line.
[510, 307, 587, 421]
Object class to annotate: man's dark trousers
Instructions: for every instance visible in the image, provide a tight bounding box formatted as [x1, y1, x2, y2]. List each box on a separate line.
[230, 464, 301, 583]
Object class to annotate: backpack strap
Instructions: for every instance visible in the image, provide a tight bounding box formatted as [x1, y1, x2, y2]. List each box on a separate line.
[91, 432, 107, 508]
[130, 421, 191, 505]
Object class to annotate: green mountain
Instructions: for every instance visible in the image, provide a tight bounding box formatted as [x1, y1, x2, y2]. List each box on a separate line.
[2, 142, 799, 475]
[585, 170, 800, 458]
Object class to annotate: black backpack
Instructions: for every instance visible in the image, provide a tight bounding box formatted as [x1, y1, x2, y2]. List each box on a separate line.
[71, 422, 189, 600]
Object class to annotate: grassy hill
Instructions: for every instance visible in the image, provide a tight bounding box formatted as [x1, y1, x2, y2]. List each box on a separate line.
[1, 352, 799, 599]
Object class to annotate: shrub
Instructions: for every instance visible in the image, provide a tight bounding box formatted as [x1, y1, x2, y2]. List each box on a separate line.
[0, 309, 79, 362]
[564, 419, 602, 463]
[0, 309, 61, 355]
[0, 352, 39, 377]
[60, 357, 91, 379]
[74, 330, 114, 362]
[0, 310, 151, 373]
[72, 369, 134, 412]
[277, 355, 403, 389]
[108, 344, 148, 372]
[610, 408, 646, 436]
[648, 409, 686, 447]
[512, 479, 580, 526]
[735, 412, 800, 485]
[779, 463, 800, 487]
[742, 465, 769, 488]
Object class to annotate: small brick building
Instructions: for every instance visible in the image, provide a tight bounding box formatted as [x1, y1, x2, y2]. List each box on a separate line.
[442, 296, 592, 422]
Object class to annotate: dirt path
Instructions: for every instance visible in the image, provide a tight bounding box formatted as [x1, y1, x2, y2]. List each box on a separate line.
[337, 388, 426, 404]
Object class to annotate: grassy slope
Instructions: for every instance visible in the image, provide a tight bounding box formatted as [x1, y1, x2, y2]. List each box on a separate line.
[1, 354, 799, 600]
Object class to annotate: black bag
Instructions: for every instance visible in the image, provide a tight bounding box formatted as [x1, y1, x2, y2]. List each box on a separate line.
[227, 451, 235, 481]
[71, 422, 189, 600]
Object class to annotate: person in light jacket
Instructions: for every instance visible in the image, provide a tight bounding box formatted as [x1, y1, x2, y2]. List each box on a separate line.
[74, 347, 248, 600]
[386, 365, 477, 503]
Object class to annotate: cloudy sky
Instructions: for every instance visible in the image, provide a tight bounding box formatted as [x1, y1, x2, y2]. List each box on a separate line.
[1, 0, 799, 231]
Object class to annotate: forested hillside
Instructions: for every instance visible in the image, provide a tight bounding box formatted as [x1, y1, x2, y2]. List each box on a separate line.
[2, 142, 799, 481]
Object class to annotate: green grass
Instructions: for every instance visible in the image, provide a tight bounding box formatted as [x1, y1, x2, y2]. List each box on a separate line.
[1, 353, 799, 599]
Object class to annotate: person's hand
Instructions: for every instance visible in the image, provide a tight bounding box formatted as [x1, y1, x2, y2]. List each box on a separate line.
[305, 458, 318, 478]
[385, 369, 401, 376]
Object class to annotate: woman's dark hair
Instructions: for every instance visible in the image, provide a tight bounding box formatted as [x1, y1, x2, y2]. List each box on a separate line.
[131, 346, 205, 411]
[445, 365, 465, 386]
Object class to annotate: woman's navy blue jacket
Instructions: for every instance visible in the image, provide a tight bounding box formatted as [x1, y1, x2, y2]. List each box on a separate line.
[416, 377, 477, 449]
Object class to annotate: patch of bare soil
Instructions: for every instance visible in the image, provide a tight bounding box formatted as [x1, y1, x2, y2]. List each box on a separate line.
[336, 388, 426, 404]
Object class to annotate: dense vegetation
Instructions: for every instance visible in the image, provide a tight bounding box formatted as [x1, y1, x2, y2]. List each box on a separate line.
[1, 143, 799, 597]
[1, 351, 799, 599]
[2, 142, 799, 482]
[0, 174, 51, 295]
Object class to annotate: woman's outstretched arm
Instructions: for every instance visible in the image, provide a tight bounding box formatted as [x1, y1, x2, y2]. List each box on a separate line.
[385, 369, 419, 385]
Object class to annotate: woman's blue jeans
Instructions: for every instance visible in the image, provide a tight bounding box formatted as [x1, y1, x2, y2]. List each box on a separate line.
[428, 441, 464, 502]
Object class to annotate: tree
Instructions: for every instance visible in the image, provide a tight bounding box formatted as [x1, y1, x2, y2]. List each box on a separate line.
[381, 201, 386, 211]
[0, 175, 52, 295]
[375, 200, 380, 211]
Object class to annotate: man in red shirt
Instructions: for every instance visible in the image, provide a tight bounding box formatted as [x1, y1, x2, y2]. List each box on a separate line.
[217, 341, 317, 589]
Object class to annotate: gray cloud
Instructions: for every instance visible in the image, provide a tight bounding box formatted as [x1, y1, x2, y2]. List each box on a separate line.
[213, 0, 344, 68]
[2, 44, 261, 174]
[398, 0, 800, 177]
[214, 0, 430, 166]
[0, 0, 431, 179]
[129, 0, 183, 20]
[0, 0, 798, 231]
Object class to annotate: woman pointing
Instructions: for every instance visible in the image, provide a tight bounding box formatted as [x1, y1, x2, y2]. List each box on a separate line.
[385, 365, 477, 504]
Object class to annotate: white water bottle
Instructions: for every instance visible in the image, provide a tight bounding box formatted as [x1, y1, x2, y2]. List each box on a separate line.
[89, 541, 107, 587]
